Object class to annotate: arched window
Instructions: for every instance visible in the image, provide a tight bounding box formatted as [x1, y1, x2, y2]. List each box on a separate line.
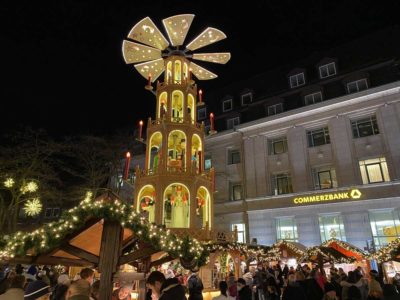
[171, 90, 184, 123]
[163, 183, 190, 228]
[148, 132, 162, 172]
[191, 134, 202, 173]
[166, 61, 172, 83]
[158, 92, 168, 119]
[167, 130, 186, 172]
[137, 185, 156, 223]
[174, 60, 181, 84]
[187, 94, 195, 123]
[196, 186, 211, 229]
[183, 63, 188, 81]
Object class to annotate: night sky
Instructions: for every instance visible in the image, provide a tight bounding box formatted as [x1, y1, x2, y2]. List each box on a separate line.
[2, 0, 399, 136]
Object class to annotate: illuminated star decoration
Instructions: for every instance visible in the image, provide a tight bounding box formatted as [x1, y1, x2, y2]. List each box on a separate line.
[4, 178, 14, 188]
[21, 181, 39, 194]
[24, 198, 43, 216]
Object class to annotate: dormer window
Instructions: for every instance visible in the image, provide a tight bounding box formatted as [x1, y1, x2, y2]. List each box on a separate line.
[289, 73, 305, 88]
[222, 99, 233, 112]
[347, 79, 368, 94]
[241, 93, 252, 106]
[319, 62, 337, 78]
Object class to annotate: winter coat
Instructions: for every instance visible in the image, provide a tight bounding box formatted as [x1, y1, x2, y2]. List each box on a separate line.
[238, 285, 252, 300]
[282, 283, 306, 300]
[160, 278, 187, 300]
[188, 275, 203, 300]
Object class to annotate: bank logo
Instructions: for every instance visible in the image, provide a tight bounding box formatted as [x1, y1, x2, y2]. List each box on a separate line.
[350, 189, 361, 199]
[293, 189, 362, 205]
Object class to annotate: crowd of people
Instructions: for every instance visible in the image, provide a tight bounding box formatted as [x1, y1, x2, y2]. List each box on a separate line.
[2, 261, 400, 300]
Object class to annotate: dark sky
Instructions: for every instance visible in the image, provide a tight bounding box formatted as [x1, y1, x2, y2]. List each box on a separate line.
[2, 0, 399, 136]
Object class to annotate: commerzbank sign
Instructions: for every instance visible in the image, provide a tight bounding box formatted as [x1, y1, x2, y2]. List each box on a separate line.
[293, 189, 362, 205]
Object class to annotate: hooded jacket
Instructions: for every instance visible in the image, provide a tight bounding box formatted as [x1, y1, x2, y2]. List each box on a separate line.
[159, 278, 187, 300]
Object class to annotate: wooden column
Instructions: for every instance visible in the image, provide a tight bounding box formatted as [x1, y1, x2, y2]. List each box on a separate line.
[99, 220, 123, 300]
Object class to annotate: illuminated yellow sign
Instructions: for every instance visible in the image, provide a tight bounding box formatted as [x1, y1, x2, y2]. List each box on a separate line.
[293, 189, 362, 205]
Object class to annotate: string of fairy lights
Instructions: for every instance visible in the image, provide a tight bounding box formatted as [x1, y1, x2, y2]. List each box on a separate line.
[2, 192, 400, 266]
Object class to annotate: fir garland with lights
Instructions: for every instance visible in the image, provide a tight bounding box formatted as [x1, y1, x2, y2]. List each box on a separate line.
[369, 237, 400, 263]
[0, 192, 208, 269]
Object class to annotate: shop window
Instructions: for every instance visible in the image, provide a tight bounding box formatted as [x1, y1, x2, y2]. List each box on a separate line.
[227, 117, 240, 130]
[304, 92, 323, 105]
[222, 99, 233, 112]
[319, 214, 346, 243]
[232, 223, 246, 243]
[307, 127, 330, 147]
[359, 157, 390, 184]
[241, 93, 252, 106]
[369, 210, 400, 249]
[268, 137, 288, 155]
[267, 103, 283, 116]
[351, 116, 379, 138]
[230, 183, 243, 201]
[319, 62, 336, 78]
[312, 166, 338, 190]
[228, 149, 241, 165]
[276, 217, 298, 242]
[271, 173, 293, 195]
[347, 79, 368, 93]
[289, 73, 305, 88]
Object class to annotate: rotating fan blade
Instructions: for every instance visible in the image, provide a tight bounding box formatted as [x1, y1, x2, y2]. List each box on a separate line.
[189, 62, 218, 80]
[127, 17, 169, 50]
[122, 40, 162, 64]
[186, 27, 227, 51]
[134, 58, 165, 82]
[192, 52, 231, 64]
[162, 14, 195, 46]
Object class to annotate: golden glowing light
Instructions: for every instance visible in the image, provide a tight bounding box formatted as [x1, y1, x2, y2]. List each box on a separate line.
[24, 198, 43, 216]
[20, 181, 38, 194]
[4, 178, 14, 188]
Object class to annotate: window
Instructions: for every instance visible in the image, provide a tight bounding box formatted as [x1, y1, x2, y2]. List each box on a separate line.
[319, 214, 346, 242]
[369, 210, 400, 249]
[231, 183, 243, 201]
[271, 173, 293, 195]
[45, 208, 52, 218]
[352, 116, 379, 138]
[198, 107, 206, 120]
[232, 223, 246, 243]
[312, 166, 338, 189]
[276, 217, 298, 242]
[222, 99, 233, 112]
[307, 127, 330, 147]
[268, 137, 288, 155]
[44, 207, 60, 218]
[205, 155, 212, 170]
[241, 93, 252, 106]
[347, 79, 368, 93]
[52, 208, 60, 217]
[228, 149, 241, 164]
[227, 117, 240, 130]
[319, 62, 337, 78]
[304, 92, 323, 105]
[289, 73, 305, 88]
[359, 157, 390, 184]
[267, 103, 283, 116]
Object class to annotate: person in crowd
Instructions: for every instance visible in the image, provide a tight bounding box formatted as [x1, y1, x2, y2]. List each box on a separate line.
[323, 282, 339, 300]
[226, 273, 237, 300]
[329, 273, 343, 300]
[146, 271, 166, 300]
[79, 269, 94, 286]
[237, 278, 252, 300]
[282, 274, 306, 300]
[188, 271, 203, 300]
[282, 265, 289, 280]
[26, 265, 38, 283]
[24, 280, 51, 300]
[339, 268, 348, 282]
[165, 264, 175, 279]
[0, 274, 25, 300]
[304, 269, 324, 300]
[253, 263, 267, 300]
[90, 281, 100, 300]
[348, 285, 362, 300]
[295, 271, 307, 293]
[112, 286, 132, 300]
[212, 281, 234, 300]
[51, 274, 70, 300]
[392, 273, 400, 294]
[65, 279, 91, 300]
[382, 284, 400, 300]
[242, 268, 253, 288]
[368, 270, 383, 300]
[266, 285, 280, 300]
[0, 270, 15, 294]
[341, 271, 363, 300]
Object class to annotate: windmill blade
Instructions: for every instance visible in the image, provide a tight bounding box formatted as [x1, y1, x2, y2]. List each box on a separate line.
[127, 17, 169, 50]
[134, 58, 165, 82]
[192, 52, 231, 64]
[186, 27, 227, 51]
[189, 62, 218, 80]
[162, 14, 195, 47]
[122, 40, 162, 64]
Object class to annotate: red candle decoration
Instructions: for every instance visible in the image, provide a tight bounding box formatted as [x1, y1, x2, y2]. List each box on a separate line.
[139, 120, 144, 140]
[210, 113, 214, 131]
[147, 74, 152, 86]
[198, 89, 203, 104]
[123, 151, 131, 180]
